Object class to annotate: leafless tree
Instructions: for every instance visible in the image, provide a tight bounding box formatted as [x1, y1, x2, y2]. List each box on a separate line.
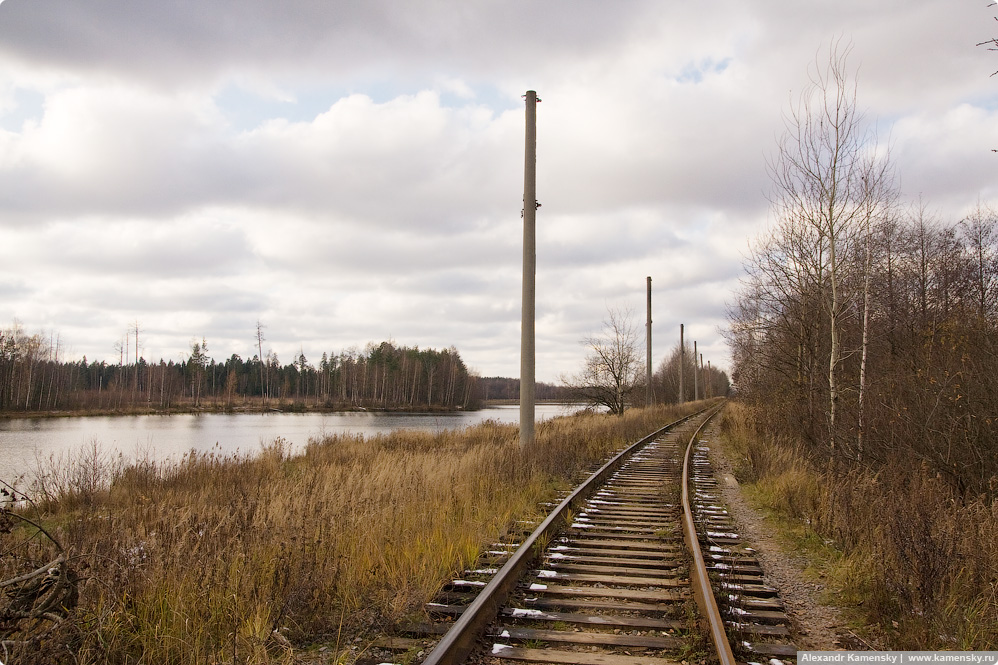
[564, 308, 642, 416]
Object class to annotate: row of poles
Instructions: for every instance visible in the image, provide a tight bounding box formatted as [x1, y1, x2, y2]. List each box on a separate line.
[519, 91, 713, 448]
[647, 279, 714, 406]
[667, 316, 715, 406]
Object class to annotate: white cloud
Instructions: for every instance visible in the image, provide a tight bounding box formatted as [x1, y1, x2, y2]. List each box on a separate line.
[892, 104, 998, 205]
[0, 0, 994, 381]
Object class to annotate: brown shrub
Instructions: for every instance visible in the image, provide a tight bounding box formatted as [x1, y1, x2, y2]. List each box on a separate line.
[721, 402, 998, 649]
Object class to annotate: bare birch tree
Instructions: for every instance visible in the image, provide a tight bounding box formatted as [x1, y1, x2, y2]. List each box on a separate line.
[769, 42, 891, 453]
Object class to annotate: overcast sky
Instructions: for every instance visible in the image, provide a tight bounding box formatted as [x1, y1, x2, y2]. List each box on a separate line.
[0, 1, 995, 383]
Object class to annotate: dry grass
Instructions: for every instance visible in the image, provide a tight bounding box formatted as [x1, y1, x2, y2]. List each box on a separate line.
[719, 401, 998, 649]
[2, 402, 701, 664]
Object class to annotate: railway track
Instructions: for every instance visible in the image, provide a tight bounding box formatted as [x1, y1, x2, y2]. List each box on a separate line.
[401, 405, 796, 665]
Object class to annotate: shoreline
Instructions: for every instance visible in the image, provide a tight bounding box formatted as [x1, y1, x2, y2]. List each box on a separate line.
[0, 399, 581, 421]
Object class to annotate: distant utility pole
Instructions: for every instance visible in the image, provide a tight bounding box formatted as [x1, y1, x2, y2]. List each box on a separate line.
[678, 324, 685, 404]
[706, 359, 712, 398]
[693, 340, 698, 401]
[701, 353, 706, 399]
[520, 90, 539, 449]
[646, 276, 653, 406]
[256, 320, 267, 406]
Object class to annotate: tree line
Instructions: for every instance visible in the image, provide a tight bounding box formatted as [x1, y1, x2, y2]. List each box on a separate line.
[0, 329, 483, 413]
[476, 377, 573, 402]
[726, 46, 998, 497]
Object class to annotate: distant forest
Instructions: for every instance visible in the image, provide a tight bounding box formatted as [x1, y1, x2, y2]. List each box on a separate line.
[0, 328, 582, 415]
[476, 376, 573, 402]
[0, 332, 493, 413]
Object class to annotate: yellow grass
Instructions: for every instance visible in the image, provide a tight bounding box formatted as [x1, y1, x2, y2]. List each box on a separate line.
[2, 402, 704, 664]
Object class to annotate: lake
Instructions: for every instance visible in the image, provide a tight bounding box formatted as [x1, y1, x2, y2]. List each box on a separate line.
[0, 404, 581, 483]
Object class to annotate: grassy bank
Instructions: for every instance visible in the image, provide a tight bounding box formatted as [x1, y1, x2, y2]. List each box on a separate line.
[1, 402, 704, 664]
[717, 402, 998, 650]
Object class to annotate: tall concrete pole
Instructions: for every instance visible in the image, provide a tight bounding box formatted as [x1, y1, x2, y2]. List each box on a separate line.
[707, 360, 712, 398]
[693, 340, 698, 401]
[646, 276, 652, 406]
[678, 324, 685, 404]
[520, 90, 539, 449]
[701, 353, 706, 399]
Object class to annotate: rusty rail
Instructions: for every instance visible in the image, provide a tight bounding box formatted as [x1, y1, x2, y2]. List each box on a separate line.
[681, 403, 736, 665]
[420, 403, 740, 665]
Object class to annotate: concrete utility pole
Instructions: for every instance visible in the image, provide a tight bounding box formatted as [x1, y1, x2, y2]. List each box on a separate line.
[646, 276, 653, 406]
[678, 324, 685, 404]
[693, 340, 700, 402]
[701, 353, 705, 400]
[520, 90, 539, 449]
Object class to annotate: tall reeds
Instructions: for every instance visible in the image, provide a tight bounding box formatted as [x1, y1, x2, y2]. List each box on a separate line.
[2, 403, 699, 664]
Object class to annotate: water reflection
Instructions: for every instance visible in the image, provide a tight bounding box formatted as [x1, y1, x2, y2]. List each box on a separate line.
[0, 404, 580, 482]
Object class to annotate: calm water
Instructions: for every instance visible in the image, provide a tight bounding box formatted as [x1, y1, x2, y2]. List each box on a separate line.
[0, 404, 579, 483]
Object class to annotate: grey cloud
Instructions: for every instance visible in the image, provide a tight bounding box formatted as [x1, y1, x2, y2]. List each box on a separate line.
[0, 277, 30, 300]
[48, 277, 262, 318]
[2, 88, 524, 228]
[0, 0, 659, 87]
[44, 224, 255, 280]
[0, 0, 992, 381]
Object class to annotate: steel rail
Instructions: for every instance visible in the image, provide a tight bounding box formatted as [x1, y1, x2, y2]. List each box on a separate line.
[680, 403, 737, 665]
[420, 406, 711, 665]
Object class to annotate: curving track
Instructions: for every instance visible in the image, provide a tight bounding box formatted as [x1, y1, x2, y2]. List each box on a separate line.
[406, 405, 796, 665]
